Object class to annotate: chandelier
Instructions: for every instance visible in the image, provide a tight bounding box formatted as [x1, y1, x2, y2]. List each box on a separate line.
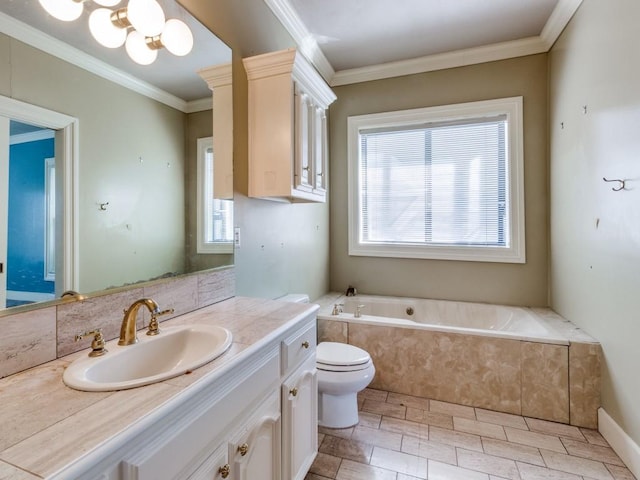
[37, 0, 194, 65]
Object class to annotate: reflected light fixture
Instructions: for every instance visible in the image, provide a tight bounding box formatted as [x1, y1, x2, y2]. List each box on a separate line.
[38, 0, 194, 65]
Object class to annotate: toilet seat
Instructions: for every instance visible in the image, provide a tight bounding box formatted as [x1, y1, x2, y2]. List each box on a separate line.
[316, 342, 372, 372]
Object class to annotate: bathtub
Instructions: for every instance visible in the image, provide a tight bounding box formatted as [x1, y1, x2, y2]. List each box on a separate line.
[316, 294, 601, 427]
[320, 294, 567, 345]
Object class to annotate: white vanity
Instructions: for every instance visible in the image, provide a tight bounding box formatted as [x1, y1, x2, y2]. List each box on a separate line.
[0, 297, 319, 480]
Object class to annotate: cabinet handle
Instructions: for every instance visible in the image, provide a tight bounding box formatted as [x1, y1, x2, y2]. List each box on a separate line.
[238, 443, 249, 456]
[302, 341, 310, 349]
[218, 464, 230, 478]
[290, 387, 298, 397]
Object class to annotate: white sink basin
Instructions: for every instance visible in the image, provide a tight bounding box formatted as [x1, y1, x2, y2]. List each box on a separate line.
[63, 325, 233, 392]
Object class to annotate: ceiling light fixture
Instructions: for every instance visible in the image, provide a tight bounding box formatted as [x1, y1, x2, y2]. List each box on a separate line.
[38, 0, 194, 65]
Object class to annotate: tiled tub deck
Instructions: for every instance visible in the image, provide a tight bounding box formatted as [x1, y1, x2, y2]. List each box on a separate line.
[317, 298, 601, 429]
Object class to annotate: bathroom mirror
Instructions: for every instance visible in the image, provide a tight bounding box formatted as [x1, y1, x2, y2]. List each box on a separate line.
[0, 0, 233, 310]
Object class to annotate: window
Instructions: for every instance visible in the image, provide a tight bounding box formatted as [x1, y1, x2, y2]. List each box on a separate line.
[348, 97, 524, 263]
[197, 137, 233, 254]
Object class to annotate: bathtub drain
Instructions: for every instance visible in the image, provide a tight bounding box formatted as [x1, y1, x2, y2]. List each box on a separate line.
[406, 307, 414, 316]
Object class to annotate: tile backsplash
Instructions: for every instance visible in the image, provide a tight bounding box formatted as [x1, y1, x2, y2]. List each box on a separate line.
[0, 267, 235, 379]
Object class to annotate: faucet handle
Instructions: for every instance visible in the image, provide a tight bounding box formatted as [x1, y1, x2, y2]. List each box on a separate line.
[75, 329, 107, 357]
[146, 308, 175, 336]
[354, 304, 365, 318]
[331, 303, 344, 316]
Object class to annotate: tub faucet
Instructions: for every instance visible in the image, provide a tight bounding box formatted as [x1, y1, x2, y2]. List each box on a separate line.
[118, 298, 173, 346]
[354, 304, 365, 318]
[345, 285, 357, 297]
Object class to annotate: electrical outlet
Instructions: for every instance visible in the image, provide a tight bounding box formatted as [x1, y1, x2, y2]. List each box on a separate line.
[234, 227, 241, 248]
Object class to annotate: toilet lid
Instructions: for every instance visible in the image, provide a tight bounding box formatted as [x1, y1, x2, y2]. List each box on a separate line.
[316, 342, 371, 367]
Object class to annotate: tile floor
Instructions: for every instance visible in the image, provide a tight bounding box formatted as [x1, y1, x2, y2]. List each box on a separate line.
[305, 388, 636, 480]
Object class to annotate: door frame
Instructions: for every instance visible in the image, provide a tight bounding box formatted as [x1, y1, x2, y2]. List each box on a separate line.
[0, 95, 79, 294]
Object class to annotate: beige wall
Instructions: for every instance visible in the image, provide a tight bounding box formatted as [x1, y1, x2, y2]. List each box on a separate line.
[0, 34, 186, 294]
[180, 0, 331, 301]
[549, 0, 640, 444]
[329, 55, 549, 306]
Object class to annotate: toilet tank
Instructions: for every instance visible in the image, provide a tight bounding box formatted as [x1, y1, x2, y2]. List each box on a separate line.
[277, 294, 310, 303]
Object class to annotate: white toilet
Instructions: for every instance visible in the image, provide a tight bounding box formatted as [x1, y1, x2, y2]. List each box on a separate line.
[316, 341, 375, 428]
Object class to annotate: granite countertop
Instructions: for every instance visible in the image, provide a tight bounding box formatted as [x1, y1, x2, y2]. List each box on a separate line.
[0, 296, 317, 480]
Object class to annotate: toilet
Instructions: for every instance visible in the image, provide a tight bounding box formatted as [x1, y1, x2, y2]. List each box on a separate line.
[316, 341, 375, 428]
[277, 294, 376, 429]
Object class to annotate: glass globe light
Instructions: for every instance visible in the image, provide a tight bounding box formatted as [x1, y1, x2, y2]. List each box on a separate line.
[125, 30, 158, 65]
[89, 9, 127, 48]
[127, 0, 166, 37]
[38, 0, 83, 22]
[94, 0, 122, 6]
[160, 19, 194, 56]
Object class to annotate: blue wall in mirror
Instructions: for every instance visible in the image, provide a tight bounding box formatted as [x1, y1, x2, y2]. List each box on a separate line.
[7, 135, 55, 305]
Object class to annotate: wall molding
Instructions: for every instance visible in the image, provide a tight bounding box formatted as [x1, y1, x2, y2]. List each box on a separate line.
[599, 408, 640, 478]
[263, 0, 336, 83]
[264, 0, 583, 87]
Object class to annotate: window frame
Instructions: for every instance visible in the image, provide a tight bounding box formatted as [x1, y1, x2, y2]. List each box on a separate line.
[196, 136, 233, 254]
[347, 96, 525, 263]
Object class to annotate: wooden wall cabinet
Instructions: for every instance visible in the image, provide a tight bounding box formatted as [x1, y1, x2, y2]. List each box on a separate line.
[198, 62, 234, 200]
[243, 49, 336, 202]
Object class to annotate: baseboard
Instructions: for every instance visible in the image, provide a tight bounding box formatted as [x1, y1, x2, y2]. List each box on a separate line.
[598, 407, 640, 478]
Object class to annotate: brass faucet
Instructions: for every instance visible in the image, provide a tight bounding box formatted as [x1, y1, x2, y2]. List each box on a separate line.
[118, 298, 173, 346]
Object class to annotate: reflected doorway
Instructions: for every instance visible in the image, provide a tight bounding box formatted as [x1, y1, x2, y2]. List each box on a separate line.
[0, 95, 79, 311]
[2, 121, 56, 307]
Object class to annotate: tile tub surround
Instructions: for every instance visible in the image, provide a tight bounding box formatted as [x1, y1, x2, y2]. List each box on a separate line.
[0, 267, 235, 380]
[305, 388, 636, 480]
[0, 296, 315, 479]
[318, 311, 601, 428]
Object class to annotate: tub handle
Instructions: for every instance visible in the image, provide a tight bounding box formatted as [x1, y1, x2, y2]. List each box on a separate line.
[332, 303, 344, 315]
[354, 304, 365, 318]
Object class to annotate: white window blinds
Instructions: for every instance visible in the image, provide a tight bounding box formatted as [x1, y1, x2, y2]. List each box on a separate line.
[359, 116, 509, 247]
[347, 97, 525, 263]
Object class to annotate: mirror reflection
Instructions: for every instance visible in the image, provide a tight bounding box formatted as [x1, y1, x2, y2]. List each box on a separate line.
[0, 0, 233, 311]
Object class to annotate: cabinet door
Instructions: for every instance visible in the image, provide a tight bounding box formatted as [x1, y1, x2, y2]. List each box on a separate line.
[229, 394, 281, 480]
[294, 85, 313, 193]
[188, 443, 230, 480]
[282, 355, 318, 480]
[313, 106, 328, 194]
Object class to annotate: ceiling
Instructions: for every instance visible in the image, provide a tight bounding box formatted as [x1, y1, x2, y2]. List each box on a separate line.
[266, 0, 582, 85]
[0, 0, 582, 109]
[0, 0, 231, 111]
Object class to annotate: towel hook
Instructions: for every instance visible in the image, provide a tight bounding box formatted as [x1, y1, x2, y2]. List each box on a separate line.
[603, 177, 625, 191]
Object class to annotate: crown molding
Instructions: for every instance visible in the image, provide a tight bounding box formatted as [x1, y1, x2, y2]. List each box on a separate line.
[540, 0, 583, 49]
[263, 0, 336, 83]
[266, 0, 583, 87]
[331, 36, 547, 86]
[185, 97, 213, 113]
[0, 12, 190, 113]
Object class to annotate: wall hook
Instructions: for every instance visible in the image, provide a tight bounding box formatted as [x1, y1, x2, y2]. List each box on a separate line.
[99, 202, 110, 210]
[603, 177, 625, 191]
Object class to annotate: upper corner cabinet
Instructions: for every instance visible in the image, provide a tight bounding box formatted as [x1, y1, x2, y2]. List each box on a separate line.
[243, 48, 337, 203]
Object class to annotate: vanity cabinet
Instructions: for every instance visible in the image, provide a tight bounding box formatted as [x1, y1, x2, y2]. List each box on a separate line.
[282, 355, 318, 480]
[186, 443, 228, 480]
[281, 322, 318, 480]
[51, 310, 318, 480]
[229, 392, 281, 480]
[243, 48, 336, 202]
